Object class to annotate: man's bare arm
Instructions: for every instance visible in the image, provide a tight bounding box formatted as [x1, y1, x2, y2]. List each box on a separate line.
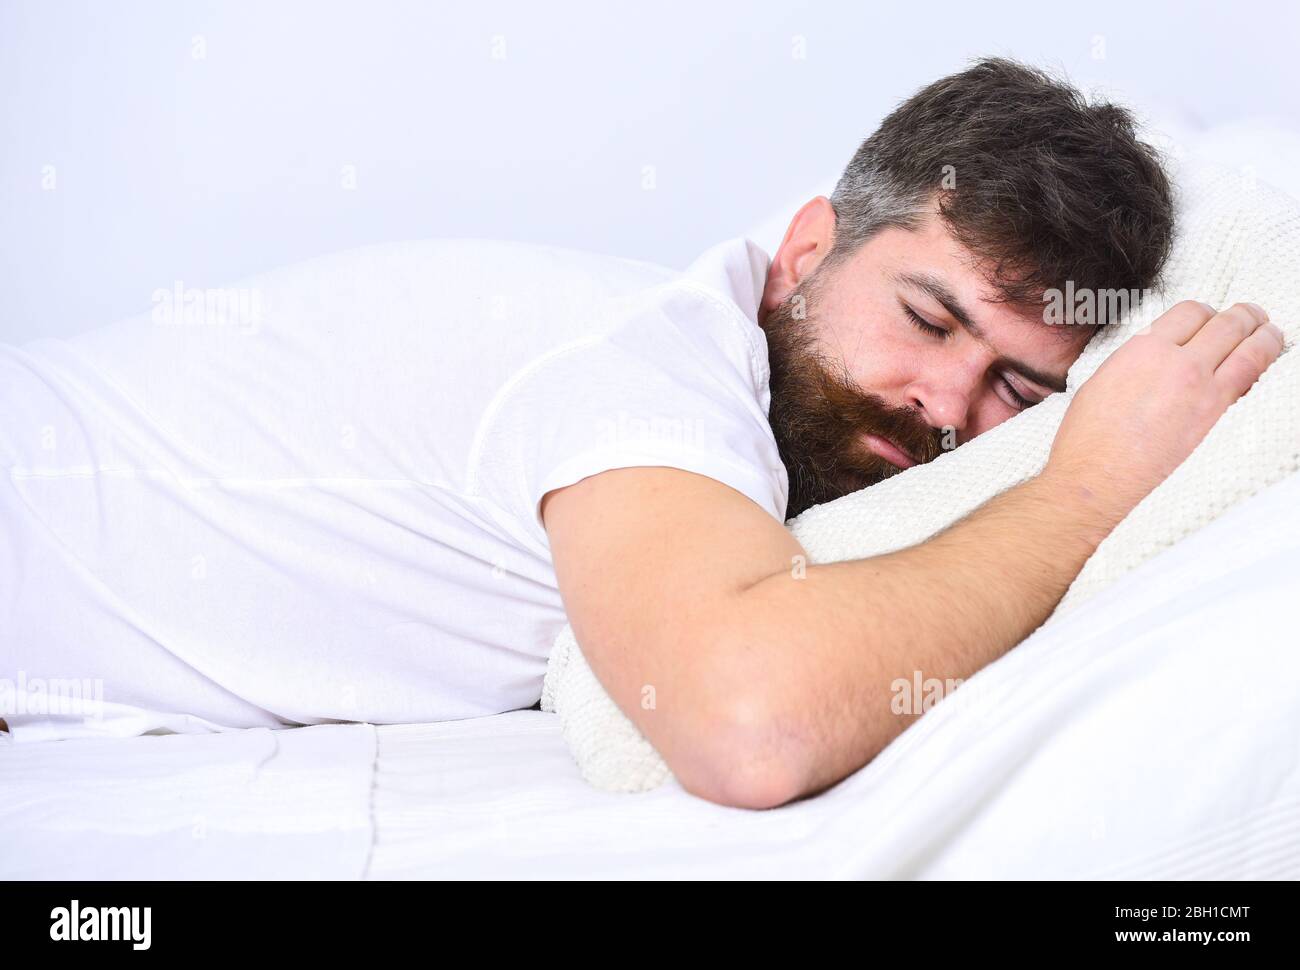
[544, 459, 1110, 809]
[543, 301, 1283, 808]
[711, 464, 1117, 805]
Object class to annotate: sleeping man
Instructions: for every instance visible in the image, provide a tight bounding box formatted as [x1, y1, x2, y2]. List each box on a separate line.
[0, 58, 1283, 808]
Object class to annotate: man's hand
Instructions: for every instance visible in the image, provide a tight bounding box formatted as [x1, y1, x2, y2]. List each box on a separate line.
[1048, 300, 1284, 533]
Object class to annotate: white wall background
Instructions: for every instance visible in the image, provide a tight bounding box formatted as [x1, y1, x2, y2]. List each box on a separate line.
[2, 0, 1298, 342]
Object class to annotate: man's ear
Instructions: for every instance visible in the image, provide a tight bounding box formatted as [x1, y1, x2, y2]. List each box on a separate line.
[761, 196, 837, 318]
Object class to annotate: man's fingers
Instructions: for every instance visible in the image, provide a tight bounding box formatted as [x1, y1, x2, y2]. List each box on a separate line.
[1150, 300, 1218, 345]
[1186, 302, 1271, 371]
[1214, 318, 1284, 402]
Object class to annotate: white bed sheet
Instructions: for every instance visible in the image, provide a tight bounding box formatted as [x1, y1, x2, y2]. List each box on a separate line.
[1, 722, 375, 879]
[368, 471, 1300, 879]
[10, 467, 1292, 880]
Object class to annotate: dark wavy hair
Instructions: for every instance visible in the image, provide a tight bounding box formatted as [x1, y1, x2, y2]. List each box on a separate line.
[825, 57, 1176, 327]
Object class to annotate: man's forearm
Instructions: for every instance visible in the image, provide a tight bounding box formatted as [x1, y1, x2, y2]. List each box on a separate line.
[723, 466, 1127, 800]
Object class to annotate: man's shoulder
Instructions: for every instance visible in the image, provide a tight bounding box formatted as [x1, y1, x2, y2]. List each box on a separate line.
[464, 240, 788, 545]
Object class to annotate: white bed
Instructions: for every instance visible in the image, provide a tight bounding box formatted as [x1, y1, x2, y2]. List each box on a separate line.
[6, 464, 1299, 880]
[5, 115, 1298, 881]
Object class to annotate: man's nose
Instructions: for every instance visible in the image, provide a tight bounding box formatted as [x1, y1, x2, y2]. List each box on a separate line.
[905, 379, 974, 435]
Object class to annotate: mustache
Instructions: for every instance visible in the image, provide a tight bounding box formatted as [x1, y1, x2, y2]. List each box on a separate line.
[808, 351, 946, 466]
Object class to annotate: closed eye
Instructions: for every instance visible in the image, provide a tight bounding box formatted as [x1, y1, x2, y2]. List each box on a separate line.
[902, 303, 950, 339]
[904, 300, 1039, 411]
[999, 376, 1033, 410]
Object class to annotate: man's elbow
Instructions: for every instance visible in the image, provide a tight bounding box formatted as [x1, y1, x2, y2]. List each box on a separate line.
[670, 691, 814, 810]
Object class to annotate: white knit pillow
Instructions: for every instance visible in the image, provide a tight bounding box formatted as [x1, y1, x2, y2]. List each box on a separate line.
[541, 161, 1300, 792]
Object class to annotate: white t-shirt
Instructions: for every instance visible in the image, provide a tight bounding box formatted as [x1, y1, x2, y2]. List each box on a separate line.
[0, 237, 788, 741]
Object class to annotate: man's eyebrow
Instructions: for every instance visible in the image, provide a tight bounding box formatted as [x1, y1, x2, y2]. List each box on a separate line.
[892, 270, 1069, 394]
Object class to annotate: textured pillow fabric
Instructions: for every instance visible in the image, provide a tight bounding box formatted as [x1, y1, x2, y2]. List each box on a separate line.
[542, 159, 1300, 792]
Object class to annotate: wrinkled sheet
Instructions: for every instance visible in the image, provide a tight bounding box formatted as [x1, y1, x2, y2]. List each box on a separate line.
[0, 723, 375, 879]
[6, 471, 1298, 880]
[368, 471, 1300, 879]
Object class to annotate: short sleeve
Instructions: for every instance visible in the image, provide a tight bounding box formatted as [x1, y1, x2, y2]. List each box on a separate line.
[467, 281, 789, 550]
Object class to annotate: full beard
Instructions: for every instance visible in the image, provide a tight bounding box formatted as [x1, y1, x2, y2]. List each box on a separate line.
[759, 276, 945, 520]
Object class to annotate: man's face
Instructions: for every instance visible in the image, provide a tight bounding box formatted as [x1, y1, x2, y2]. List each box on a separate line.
[759, 199, 1091, 519]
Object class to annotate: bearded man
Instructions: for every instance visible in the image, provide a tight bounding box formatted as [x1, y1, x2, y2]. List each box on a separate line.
[1, 59, 1282, 811]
